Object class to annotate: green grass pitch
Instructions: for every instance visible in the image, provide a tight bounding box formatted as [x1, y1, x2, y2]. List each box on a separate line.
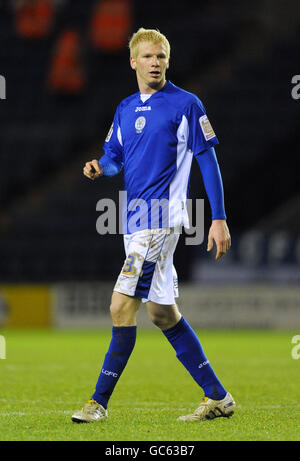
[0, 328, 299, 441]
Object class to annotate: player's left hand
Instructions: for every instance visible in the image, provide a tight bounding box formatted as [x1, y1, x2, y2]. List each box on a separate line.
[207, 219, 231, 260]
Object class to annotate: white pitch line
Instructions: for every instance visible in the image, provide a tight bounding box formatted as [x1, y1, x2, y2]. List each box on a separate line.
[0, 410, 73, 417]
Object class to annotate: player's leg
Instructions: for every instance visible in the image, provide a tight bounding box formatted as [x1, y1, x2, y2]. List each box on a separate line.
[146, 301, 235, 420]
[147, 300, 227, 401]
[91, 292, 140, 404]
[72, 292, 140, 423]
[144, 225, 235, 420]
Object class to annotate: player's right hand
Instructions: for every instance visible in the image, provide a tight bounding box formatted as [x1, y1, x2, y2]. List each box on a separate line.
[83, 159, 102, 180]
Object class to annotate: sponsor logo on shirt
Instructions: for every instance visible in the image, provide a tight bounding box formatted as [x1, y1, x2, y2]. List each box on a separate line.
[135, 106, 151, 112]
[199, 115, 216, 141]
[135, 116, 146, 134]
[105, 123, 113, 142]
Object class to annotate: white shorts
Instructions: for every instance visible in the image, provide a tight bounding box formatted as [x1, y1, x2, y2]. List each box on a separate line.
[114, 228, 179, 305]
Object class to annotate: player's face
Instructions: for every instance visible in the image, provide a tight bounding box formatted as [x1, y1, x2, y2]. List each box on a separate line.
[130, 41, 169, 93]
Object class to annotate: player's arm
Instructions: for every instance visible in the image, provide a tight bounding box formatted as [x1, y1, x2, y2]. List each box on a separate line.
[185, 99, 230, 260]
[83, 153, 123, 180]
[195, 146, 231, 260]
[83, 105, 124, 180]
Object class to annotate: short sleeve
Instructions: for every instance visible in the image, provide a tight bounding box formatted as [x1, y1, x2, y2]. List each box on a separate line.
[185, 99, 219, 155]
[103, 105, 123, 166]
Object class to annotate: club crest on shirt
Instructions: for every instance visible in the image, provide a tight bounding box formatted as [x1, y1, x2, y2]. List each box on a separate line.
[135, 116, 146, 134]
[199, 115, 216, 140]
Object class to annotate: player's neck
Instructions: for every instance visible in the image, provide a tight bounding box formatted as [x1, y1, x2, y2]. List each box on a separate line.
[138, 78, 167, 95]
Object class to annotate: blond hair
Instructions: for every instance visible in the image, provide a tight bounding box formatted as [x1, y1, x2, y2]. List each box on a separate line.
[129, 28, 170, 59]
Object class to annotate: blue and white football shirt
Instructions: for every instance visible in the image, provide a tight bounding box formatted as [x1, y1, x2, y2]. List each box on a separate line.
[102, 80, 219, 233]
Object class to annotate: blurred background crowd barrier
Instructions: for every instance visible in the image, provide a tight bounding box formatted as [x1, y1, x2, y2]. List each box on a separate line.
[0, 0, 299, 328]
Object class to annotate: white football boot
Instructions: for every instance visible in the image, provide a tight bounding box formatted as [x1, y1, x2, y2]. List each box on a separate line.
[71, 399, 108, 423]
[177, 392, 235, 421]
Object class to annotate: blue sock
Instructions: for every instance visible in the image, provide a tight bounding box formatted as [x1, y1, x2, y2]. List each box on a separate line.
[162, 317, 226, 400]
[92, 325, 137, 409]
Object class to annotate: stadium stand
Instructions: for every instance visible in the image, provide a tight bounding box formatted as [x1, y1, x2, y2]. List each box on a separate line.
[0, 0, 299, 282]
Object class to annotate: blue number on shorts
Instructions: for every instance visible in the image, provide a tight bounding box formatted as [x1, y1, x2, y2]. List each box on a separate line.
[122, 255, 135, 274]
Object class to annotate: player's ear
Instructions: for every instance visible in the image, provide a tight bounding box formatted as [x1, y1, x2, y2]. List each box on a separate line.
[130, 56, 136, 71]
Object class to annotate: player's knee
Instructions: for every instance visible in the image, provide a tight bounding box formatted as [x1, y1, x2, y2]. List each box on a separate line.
[148, 303, 181, 330]
[110, 302, 127, 322]
[150, 313, 169, 329]
[150, 310, 181, 330]
[109, 296, 139, 325]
